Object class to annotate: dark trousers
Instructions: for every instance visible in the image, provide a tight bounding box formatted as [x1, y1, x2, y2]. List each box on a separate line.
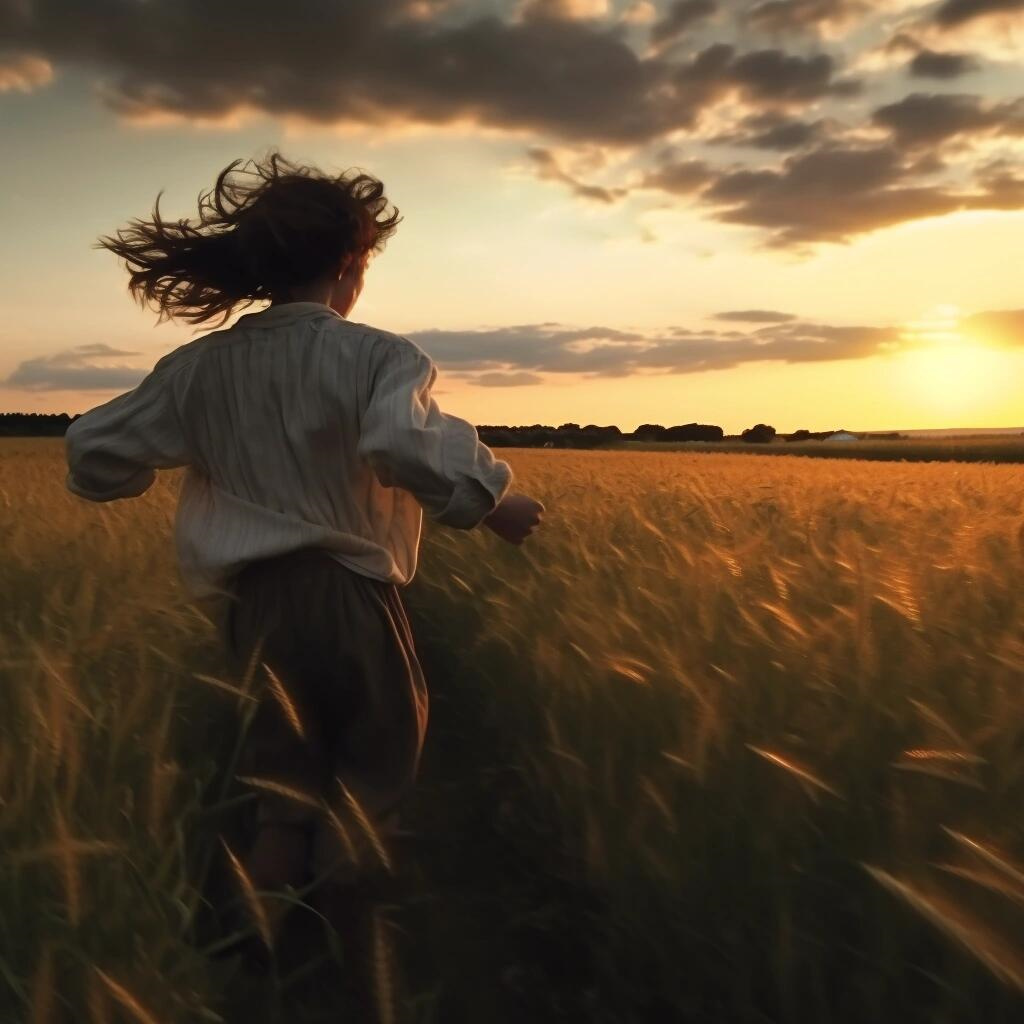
[219, 547, 429, 874]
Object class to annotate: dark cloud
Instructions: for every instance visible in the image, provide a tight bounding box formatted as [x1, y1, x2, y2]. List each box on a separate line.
[873, 92, 1024, 147]
[714, 310, 797, 322]
[406, 318, 907, 378]
[960, 308, 1024, 346]
[650, 0, 716, 45]
[932, 0, 1024, 28]
[908, 49, 981, 79]
[707, 111, 825, 150]
[2, 3, 863, 145]
[5, 1, 1018, 249]
[729, 49, 859, 100]
[4, 344, 147, 391]
[673, 43, 859, 106]
[526, 147, 629, 202]
[975, 158, 1024, 200]
[407, 324, 648, 372]
[0, 0, 681, 145]
[696, 142, 1024, 245]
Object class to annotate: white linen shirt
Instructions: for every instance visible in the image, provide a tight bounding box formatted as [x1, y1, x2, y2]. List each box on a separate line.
[64, 301, 514, 599]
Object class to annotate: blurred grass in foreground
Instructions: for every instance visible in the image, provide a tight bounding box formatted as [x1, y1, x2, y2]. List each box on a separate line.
[1, 439, 1023, 1022]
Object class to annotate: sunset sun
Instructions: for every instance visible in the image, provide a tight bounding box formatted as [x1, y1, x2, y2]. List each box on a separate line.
[897, 308, 1011, 415]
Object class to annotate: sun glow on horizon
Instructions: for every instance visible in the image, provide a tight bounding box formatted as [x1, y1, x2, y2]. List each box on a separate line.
[897, 306, 1013, 415]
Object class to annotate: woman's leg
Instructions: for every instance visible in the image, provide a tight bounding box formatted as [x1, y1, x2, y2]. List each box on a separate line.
[224, 554, 336, 892]
[305, 576, 428, 879]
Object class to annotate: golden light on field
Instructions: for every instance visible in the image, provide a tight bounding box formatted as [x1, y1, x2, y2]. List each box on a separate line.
[2, 439, 1024, 1018]
[897, 306, 1012, 416]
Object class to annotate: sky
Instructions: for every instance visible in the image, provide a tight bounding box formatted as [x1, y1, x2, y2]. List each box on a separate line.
[1, 0, 1022, 433]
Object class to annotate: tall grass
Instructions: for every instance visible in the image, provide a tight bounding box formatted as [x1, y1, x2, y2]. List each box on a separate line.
[1, 438, 1022, 1021]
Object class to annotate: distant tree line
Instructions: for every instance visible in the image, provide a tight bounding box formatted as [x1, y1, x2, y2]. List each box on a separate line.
[0, 412, 907, 446]
[479, 422, 911, 447]
[634, 422, 725, 442]
[477, 423, 624, 449]
[0, 413, 81, 437]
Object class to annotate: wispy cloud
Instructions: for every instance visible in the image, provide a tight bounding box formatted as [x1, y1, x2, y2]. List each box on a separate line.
[8, 308, 1020, 393]
[526, 147, 629, 203]
[714, 310, 797, 323]
[3, 344, 147, 391]
[961, 308, 1024, 346]
[406, 317, 909, 381]
[0, 50, 54, 93]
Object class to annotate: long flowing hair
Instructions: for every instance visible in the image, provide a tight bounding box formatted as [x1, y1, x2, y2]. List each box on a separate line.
[95, 150, 402, 328]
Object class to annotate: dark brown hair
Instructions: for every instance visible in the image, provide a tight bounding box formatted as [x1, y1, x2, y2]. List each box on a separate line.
[95, 150, 402, 329]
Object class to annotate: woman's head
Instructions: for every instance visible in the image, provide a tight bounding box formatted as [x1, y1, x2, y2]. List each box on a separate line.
[95, 150, 401, 328]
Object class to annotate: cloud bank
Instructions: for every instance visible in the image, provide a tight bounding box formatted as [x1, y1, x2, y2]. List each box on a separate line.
[3, 0, 1021, 247]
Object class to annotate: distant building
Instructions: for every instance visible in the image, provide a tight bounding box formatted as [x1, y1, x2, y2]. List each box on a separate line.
[825, 431, 859, 442]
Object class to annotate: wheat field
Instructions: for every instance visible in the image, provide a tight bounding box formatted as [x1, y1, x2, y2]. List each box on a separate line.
[1, 438, 1023, 1023]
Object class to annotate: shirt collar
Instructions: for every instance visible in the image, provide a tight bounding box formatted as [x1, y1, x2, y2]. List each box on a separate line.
[236, 301, 346, 327]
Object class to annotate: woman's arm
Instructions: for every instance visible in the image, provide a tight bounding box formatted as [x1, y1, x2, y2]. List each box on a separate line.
[65, 358, 192, 502]
[356, 337, 514, 529]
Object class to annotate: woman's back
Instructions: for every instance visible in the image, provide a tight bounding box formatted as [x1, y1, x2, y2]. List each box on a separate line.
[181, 302, 373, 522]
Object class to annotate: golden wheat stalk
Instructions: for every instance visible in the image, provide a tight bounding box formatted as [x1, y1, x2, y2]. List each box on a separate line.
[220, 838, 273, 950]
[53, 805, 81, 927]
[907, 698, 966, 747]
[758, 601, 810, 640]
[371, 907, 397, 1024]
[604, 657, 651, 685]
[261, 662, 306, 739]
[900, 749, 985, 764]
[93, 969, 162, 1024]
[934, 863, 1024, 907]
[546, 744, 587, 771]
[336, 778, 392, 874]
[747, 745, 843, 800]
[191, 673, 257, 703]
[660, 750, 693, 772]
[323, 803, 360, 867]
[891, 760, 983, 788]
[942, 828, 1024, 890]
[239, 634, 266, 696]
[863, 864, 1024, 992]
[31, 641, 94, 721]
[87, 970, 111, 1024]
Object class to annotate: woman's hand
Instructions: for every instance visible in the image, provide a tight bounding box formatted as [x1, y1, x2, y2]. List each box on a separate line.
[482, 492, 545, 545]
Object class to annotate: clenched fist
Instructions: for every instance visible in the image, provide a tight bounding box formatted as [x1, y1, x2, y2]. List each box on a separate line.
[482, 492, 545, 546]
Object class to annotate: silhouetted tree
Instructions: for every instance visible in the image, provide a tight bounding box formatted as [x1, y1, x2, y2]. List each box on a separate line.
[741, 423, 777, 444]
[663, 422, 724, 442]
[633, 423, 667, 441]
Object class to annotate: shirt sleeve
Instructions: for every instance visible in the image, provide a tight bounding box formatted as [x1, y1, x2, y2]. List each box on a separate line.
[356, 337, 514, 529]
[65, 357, 192, 502]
